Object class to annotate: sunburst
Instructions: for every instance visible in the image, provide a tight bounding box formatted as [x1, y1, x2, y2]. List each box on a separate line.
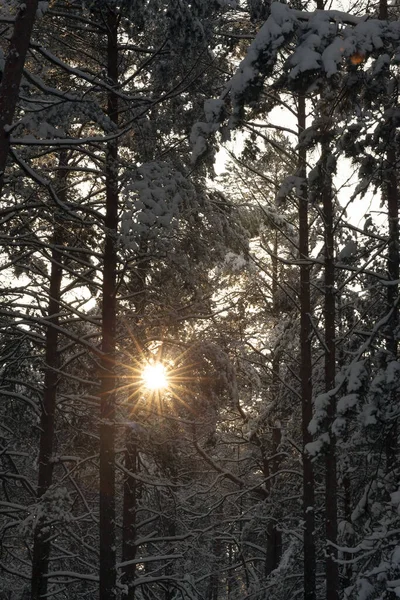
[141, 362, 168, 391]
[117, 336, 199, 419]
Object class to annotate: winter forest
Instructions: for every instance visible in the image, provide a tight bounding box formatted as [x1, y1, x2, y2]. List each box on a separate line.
[1, 0, 400, 599]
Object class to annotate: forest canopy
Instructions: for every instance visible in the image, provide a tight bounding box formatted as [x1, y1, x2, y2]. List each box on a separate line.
[0, 1, 399, 600]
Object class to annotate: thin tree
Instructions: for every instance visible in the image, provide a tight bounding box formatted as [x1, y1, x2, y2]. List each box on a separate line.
[379, 0, 399, 474]
[315, 0, 339, 588]
[31, 151, 68, 600]
[122, 428, 139, 600]
[320, 138, 339, 600]
[99, 6, 119, 599]
[298, 94, 316, 600]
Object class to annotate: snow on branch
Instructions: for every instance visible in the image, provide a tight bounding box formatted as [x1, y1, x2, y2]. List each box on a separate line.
[192, 2, 400, 159]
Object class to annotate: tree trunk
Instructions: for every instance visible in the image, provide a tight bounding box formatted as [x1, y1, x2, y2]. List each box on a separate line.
[298, 94, 316, 600]
[207, 536, 221, 600]
[0, 0, 39, 196]
[321, 143, 339, 600]
[314, 0, 339, 586]
[272, 229, 278, 315]
[99, 8, 119, 600]
[385, 144, 398, 474]
[379, 0, 399, 477]
[385, 148, 399, 361]
[122, 430, 138, 600]
[121, 228, 149, 597]
[264, 229, 282, 576]
[207, 507, 223, 600]
[31, 151, 67, 600]
[265, 424, 282, 576]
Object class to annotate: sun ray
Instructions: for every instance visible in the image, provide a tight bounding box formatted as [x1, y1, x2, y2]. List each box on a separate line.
[116, 332, 210, 419]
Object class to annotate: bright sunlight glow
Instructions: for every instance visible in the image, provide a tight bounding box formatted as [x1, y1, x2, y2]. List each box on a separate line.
[141, 363, 168, 391]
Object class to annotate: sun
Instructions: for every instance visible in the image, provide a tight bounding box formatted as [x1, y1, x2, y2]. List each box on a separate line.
[141, 362, 168, 391]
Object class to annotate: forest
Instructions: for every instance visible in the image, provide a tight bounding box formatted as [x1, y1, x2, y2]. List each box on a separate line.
[0, 0, 399, 599]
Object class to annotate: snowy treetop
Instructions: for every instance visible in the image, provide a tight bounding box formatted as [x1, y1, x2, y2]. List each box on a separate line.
[192, 1, 400, 159]
[227, 3, 400, 108]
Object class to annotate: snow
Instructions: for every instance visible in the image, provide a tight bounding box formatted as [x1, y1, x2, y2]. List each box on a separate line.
[386, 361, 400, 388]
[277, 175, 305, 203]
[338, 519, 355, 540]
[390, 490, 400, 507]
[196, 1, 400, 147]
[347, 360, 366, 393]
[337, 393, 358, 414]
[356, 578, 375, 600]
[372, 53, 391, 74]
[308, 393, 330, 435]
[229, 3, 295, 107]
[222, 251, 247, 272]
[332, 416, 346, 436]
[288, 34, 322, 79]
[392, 546, 400, 565]
[306, 433, 329, 457]
[120, 161, 194, 249]
[190, 121, 219, 162]
[361, 403, 377, 427]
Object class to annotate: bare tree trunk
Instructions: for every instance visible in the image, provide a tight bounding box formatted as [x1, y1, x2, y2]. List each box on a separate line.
[379, 0, 388, 18]
[385, 151, 399, 361]
[313, 0, 339, 589]
[207, 504, 223, 600]
[272, 230, 278, 315]
[121, 235, 149, 597]
[264, 231, 283, 576]
[321, 143, 339, 600]
[298, 94, 316, 600]
[31, 152, 67, 600]
[385, 144, 398, 474]
[379, 0, 399, 476]
[265, 424, 282, 576]
[0, 0, 39, 196]
[342, 463, 353, 587]
[227, 543, 233, 598]
[99, 7, 119, 600]
[207, 535, 222, 600]
[122, 430, 138, 600]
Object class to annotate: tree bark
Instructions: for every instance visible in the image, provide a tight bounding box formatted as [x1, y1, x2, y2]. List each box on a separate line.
[321, 144, 339, 600]
[0, 0, 39, 197]
[385, 144, 398, 474]
[314, 0, 339, 587]
[264, 229, 282, 577]
[298, 94, 316, 600]
[379, 0, 399, 476]
[121, 220, 149, 598]
[122, 430, 138, 600]
[265, 424, 282, 576]
[385, 148, 399, 362]
[99, 7, 119, 600]
[31, 151, 67, 600]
